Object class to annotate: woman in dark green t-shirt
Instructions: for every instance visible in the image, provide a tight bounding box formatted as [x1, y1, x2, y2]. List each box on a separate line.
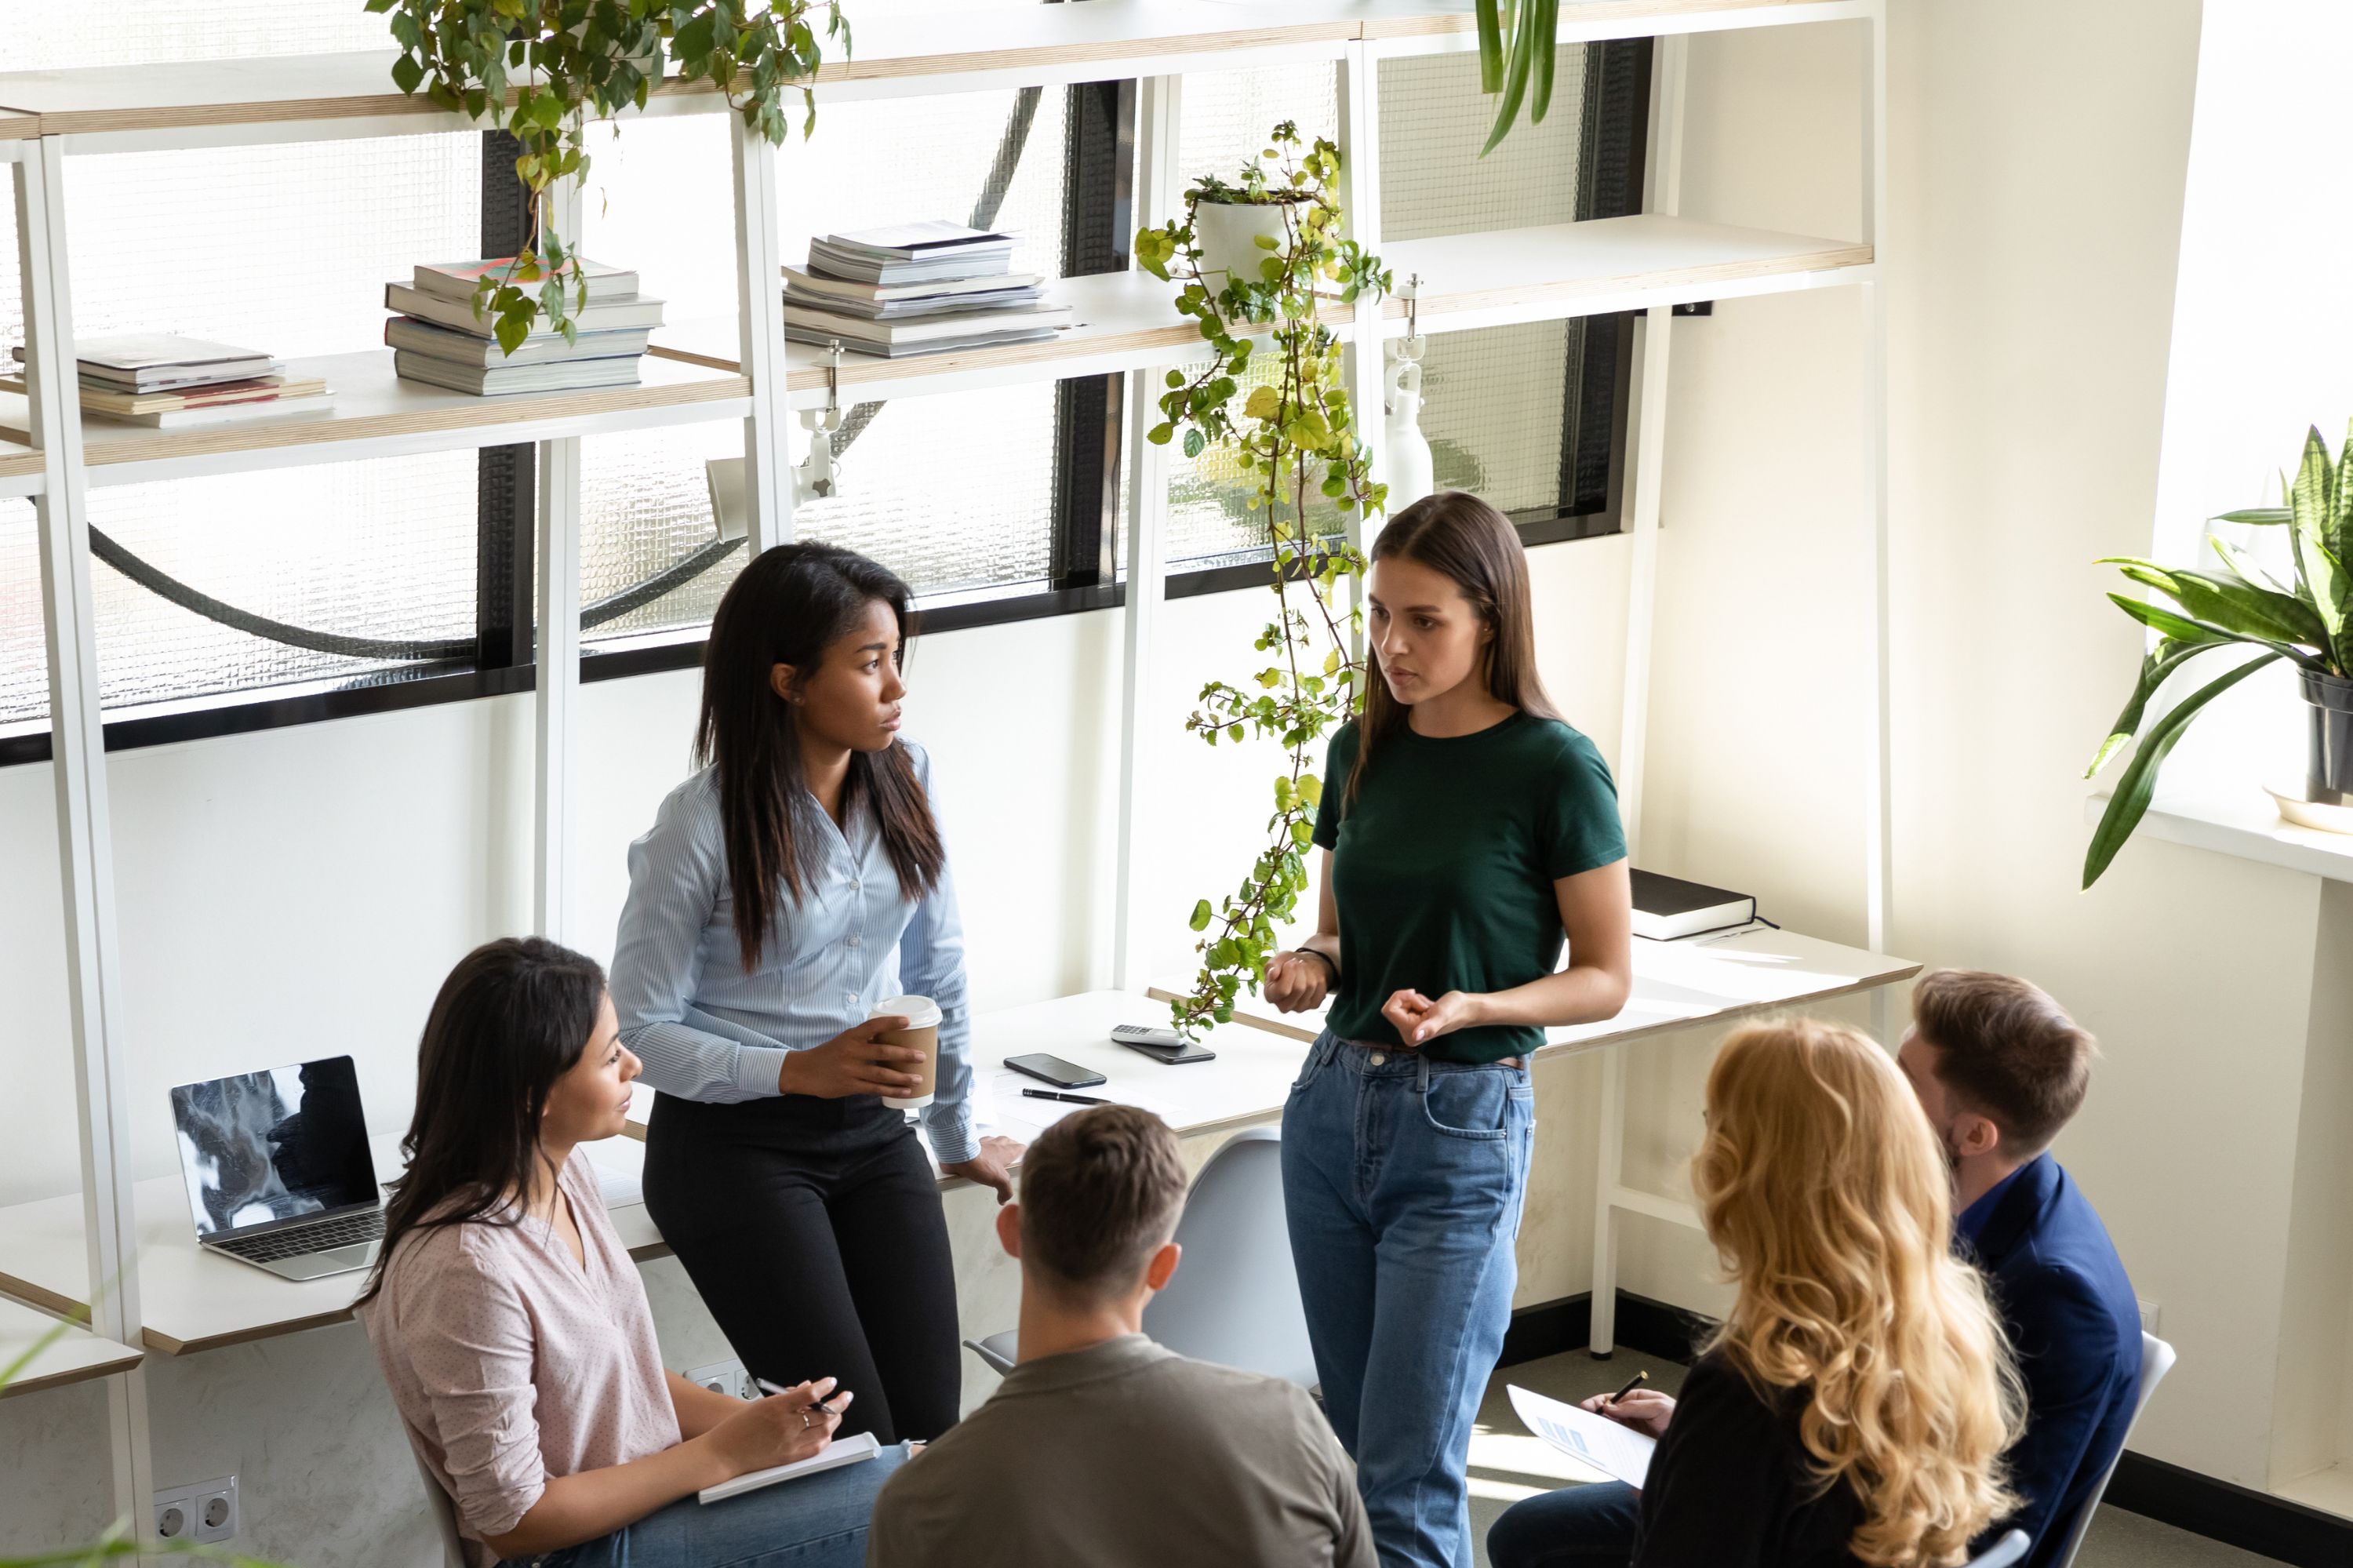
[1264, 491, 1632, 1568]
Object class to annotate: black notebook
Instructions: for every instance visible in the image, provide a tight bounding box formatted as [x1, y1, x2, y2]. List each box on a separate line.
[1631, 869, 1756, 941]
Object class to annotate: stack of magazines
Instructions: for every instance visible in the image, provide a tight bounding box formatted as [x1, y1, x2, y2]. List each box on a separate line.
[784, 221, 1070, 358]
[385, 258, 664, 395]
[3, 335, 333, 430]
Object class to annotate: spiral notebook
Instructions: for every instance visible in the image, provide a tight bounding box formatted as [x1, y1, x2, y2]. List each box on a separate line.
[699, 1431, 881, 1504]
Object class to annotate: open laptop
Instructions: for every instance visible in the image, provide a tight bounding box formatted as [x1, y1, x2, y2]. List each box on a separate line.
[169, 1055, 384, 1281]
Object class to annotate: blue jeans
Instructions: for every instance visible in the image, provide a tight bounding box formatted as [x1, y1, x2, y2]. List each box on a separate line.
[1282, 1032, 1536, 1568]
[505, 1444, 908, 1568]
[1486, 1480, 1641, 1568]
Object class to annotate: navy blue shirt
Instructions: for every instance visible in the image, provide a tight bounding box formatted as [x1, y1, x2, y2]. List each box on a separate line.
[1959, 1154, 2141, 1568]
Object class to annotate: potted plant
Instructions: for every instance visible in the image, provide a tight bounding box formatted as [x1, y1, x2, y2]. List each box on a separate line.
[368, 0, 846, 352]
[1133, 122, 1391, 1033]
[2082, 421, 2353, 887]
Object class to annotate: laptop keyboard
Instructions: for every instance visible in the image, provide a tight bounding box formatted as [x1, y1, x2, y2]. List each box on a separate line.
[213, 1207, 384, 1263]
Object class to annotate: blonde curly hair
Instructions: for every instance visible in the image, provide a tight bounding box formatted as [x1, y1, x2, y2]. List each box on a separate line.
[1693, 1018, 2026, 1566]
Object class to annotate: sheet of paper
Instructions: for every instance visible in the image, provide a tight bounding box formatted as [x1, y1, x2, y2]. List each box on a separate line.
[697, 1431, 879, 1504]
[1507, 1384, 1656, 1490]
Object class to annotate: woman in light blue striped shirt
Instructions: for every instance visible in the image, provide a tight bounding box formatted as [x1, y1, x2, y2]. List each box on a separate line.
[612, 543, 1020, 1446]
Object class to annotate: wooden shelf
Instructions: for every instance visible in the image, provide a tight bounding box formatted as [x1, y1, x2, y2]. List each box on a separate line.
[0, 1296, 141, 1399]
[0, 0, 1867, 142]
[1384, 215, 1873, 333]
[0, 350, 747, 487]
[1151, 924, 1920, 1050]
[0, 436, 40, 498]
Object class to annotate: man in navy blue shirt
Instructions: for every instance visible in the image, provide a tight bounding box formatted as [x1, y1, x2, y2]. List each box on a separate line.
[1897, 970, 2144, 1568]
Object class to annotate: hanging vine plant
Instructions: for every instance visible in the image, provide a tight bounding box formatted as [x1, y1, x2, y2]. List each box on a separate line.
[368, 0, 846, 352]
[1134, 121, 1392, 1035]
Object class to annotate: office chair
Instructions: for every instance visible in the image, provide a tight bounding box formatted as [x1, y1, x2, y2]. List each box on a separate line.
[1966, 1529, 2031, 1568]
[409, 1446, 468, 1568]
[965, 1126, 1316, 1386]
[2049, 1331, 2177, 1568]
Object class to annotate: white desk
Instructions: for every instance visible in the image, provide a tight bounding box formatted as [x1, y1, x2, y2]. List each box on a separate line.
[1155, 923, 1922, 1357]
[1149, 926, 1920, 1051]
[625, 989, 1301, 1161]
[0, 1295, 144, 1397]
[0, 1133, 669, 1355]
[0, 992, 1283, 1356]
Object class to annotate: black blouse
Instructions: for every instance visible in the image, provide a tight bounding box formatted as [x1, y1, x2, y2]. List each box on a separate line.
[1633, 1352, 1865, 1568]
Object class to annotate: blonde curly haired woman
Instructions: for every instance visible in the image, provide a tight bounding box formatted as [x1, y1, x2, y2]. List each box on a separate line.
[1489, 1018, 2024, 1568]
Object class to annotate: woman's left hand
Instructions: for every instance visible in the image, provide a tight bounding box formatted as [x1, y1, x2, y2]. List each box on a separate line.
[941, 1133, 1024, 1203]
[1382, 988, 1486, 1047]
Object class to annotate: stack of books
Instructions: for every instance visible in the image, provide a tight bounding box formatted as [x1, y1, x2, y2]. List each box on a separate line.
[783, 221, 1071, 358]
[3, 335, 333, 430]
[385, 258, 664, 395]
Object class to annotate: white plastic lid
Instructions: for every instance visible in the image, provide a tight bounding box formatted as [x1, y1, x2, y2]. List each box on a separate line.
[870, 994, 942, 1029]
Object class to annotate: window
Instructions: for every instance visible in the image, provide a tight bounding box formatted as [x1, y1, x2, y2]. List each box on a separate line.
[1, 20, 1646, 762]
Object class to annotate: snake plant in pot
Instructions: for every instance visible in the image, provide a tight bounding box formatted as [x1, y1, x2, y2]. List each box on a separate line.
[2082, 422, 2353, 888]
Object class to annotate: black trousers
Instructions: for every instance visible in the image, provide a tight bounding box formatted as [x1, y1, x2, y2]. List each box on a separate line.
[642, 1090, 962, 1444]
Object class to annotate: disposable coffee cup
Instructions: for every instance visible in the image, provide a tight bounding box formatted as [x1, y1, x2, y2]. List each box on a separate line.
[870, 995, 942, 1109]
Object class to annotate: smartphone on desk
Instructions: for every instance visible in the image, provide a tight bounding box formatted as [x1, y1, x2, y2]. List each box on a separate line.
[1003, 1053, 1107, 1090]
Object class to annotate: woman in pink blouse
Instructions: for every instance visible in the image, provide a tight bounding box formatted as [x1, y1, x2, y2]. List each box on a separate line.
[358, 937, 907, 1568]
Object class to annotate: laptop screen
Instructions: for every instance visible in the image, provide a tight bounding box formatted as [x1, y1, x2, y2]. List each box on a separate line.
[169, 1056, 379, 1237]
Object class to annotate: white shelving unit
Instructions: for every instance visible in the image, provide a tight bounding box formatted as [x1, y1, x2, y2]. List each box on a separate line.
[1, 0, 1894, 1534]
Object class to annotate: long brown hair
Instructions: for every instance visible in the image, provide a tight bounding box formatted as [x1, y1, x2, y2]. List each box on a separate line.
[1695, 1020, 2024, 1566]
[356, 937, 607, 1306]
[699, 543, 946, 972]
[1345, 490, 1561, 809]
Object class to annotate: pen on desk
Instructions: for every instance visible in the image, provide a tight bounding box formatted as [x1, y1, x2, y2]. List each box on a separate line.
[1605, 1370, 1649, 1407]
[757, 1377, 849, 1415]
[1023, 1088, 1109, 1105]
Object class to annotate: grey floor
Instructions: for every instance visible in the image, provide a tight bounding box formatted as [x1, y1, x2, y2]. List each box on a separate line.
[1471, 1349, 2284, 1568]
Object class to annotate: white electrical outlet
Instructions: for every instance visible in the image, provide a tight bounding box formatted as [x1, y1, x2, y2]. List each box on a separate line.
[2137, 1298, 2161, 1336]
[687, 1359, 756, 1402]
[153, 1486, 195, 1543]
[191, 1475, 238, 1544]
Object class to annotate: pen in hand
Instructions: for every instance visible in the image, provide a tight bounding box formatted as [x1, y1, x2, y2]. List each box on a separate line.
[757, 1377, 853, 1416]
[1605, 1370, 1649, 1408]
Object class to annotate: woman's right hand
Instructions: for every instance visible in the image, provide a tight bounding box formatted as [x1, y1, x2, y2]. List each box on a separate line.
[776, 1018, 928, 1098]
[705, 1377, 851, 1477]
[1263, 951, 1331, 1013]
[1582, 1388, 1675, 1439]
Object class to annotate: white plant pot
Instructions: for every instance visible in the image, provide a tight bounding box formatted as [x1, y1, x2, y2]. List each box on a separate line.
[1191, 200, 1297, 290]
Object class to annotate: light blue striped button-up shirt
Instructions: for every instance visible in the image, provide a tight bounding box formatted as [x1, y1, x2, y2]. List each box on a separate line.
[609, 740, 976, 1165]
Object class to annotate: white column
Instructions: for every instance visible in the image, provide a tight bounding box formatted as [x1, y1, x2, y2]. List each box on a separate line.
[17, 136, 158, 1552]
[732, 115, 792, 552]
[1859, 4, 1893, 970]
[1592, 31, 1689, 1357]
[1338, 38, 1386, 558]
[1111, 75, 1181, 995]
[536, 173, 586, 942]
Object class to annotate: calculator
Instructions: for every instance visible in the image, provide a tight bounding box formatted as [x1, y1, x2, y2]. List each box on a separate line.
[1111, 1024, 1217, 1065]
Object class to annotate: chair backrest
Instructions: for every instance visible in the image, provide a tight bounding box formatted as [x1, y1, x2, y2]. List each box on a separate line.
[1966, 1529, 2031, 1568]
[2049, 1331, 2176, 1568]
[409, 1446, 469, 1568]
[1140, 1127, 1317, 1386]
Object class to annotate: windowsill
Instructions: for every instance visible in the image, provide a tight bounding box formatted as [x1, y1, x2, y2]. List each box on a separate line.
[2085, 786, 2353, 882]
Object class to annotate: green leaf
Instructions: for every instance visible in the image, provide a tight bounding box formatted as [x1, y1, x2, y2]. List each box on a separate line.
[2106, 592, 2236, 647]
[1146, 422, 1174, 446]
[2209, 534, 2292, 597]
[1527, 0, 1558, 123]
[1475, 0, 1504, 93]
[2083, 650, 2281, 888]
[1188, 898, 1213, 932]
[2086, 639, 2217, 777]
[1480, 2, 1537, 157]
[2104, 558, 2326, 647]
[391, 53, 425, 94]
[1183, 428, 1206, 459]
[2215, 508, 2292, 526]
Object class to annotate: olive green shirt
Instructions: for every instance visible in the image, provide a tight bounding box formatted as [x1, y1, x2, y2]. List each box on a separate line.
[865, 1334, 1371, 1568]
[1311, 713, 1626, 1063]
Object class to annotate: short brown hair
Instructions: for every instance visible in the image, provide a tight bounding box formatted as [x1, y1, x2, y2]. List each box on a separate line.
[1016, 1105, 1187, 1299]
[1911, 970, 2097, 1154]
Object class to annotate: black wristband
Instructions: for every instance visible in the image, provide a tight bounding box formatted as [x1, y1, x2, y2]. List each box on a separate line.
[1293, 947, 1339, 979]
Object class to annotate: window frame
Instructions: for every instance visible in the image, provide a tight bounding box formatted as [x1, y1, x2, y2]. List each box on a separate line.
[0, 43, 1648, 769]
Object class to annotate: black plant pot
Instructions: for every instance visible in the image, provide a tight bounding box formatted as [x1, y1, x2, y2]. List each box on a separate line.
[2305, 669, 2353, 805]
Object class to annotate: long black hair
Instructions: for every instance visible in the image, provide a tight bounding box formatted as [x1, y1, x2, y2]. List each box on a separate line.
[355, 937, 608, 1305]
[699, 543, 946, 972]
[1347, 490, 1562, 811]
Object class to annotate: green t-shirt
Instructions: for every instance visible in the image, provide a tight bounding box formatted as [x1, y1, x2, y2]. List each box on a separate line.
[1311, 712, 1626, 1063]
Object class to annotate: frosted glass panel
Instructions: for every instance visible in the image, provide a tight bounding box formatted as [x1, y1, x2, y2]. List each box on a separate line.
[582, 420, 748, 643]
[1377, 48, 1591, 242]
[0, 503, 38, 731]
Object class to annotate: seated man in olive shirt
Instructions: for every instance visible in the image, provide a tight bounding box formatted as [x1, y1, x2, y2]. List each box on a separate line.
[866, 1105, 1372, 1568]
